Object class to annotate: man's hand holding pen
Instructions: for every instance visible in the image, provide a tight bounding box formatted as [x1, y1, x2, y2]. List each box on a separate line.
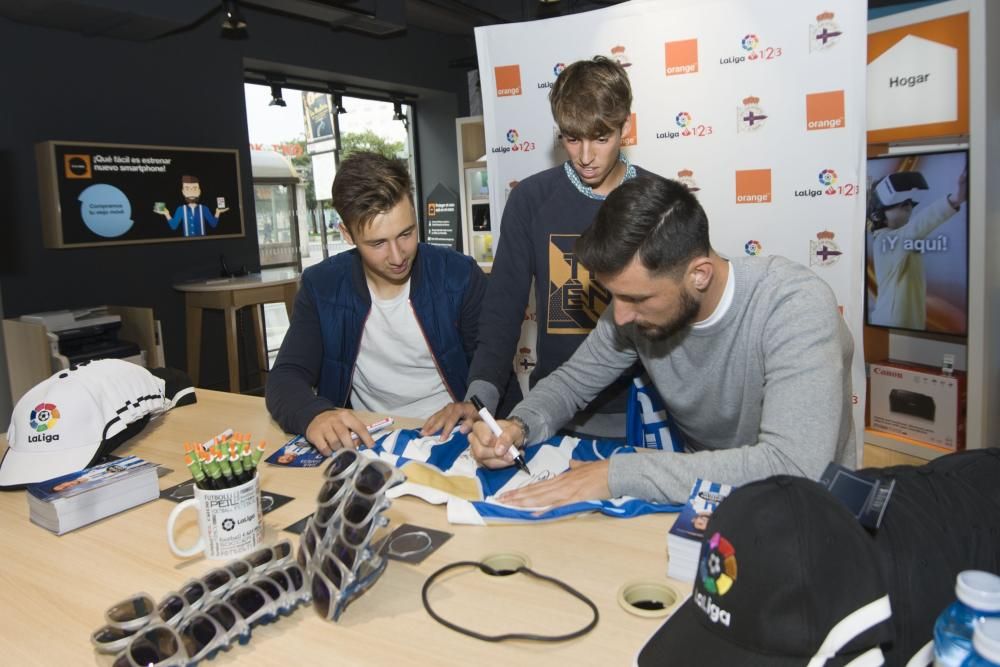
[468, 417, 527, 469]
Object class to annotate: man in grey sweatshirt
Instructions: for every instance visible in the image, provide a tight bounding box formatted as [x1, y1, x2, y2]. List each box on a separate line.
[468, 174, 855, 505]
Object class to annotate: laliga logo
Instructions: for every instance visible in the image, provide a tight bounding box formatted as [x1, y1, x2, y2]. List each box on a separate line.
[722, 33, 783, 64]
[657, 114, 713, 140]
[819, 168, 838, 195]
[28, 402, 62, 444]
[492, 129, 536, 154]
[538, 63, 566, 89]
[796, 169, 858, 198]
[675, 111, 692, 136]
[695, 532, 737, 627]
[701, 532, 738, 596]
[745, 240, 762, 256]
[30, 402, 60, 432]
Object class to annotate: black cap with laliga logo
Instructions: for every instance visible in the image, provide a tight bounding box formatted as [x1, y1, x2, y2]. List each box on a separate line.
[638, 476, 894, 666]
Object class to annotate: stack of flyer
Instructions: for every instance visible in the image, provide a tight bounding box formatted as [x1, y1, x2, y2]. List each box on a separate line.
[26, 456, 159, 535]
[667, 478, 736, 582]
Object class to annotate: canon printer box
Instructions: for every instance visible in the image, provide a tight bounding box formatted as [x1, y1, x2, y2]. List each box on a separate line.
[869, 361, 965, 450]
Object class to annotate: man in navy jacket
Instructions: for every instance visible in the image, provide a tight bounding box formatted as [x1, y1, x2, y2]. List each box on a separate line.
[266, 152, 486, 453]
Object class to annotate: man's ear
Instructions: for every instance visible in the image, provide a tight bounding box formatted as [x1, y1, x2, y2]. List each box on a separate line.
[687, 256, 714, 292]
[620, 114, 633, 140]
[340, 223, 356, 246]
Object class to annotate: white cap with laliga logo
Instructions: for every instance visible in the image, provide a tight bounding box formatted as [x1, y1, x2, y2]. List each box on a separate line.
[0, 359, 178, 488]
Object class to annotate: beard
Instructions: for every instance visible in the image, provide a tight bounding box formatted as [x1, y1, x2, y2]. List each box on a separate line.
[634, 288, 701, 341]
[184, 196, 200, 204]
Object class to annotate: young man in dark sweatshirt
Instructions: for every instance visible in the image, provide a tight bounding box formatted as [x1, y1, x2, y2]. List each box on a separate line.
[423, 56, 649, 441]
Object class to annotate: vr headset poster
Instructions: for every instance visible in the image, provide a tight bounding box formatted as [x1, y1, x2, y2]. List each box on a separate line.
[865, 150, 968, 336]
[36, 141, 245, 248]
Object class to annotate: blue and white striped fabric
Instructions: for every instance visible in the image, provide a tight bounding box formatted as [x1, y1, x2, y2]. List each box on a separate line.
[626, 372, 684, 452]
[368, 428, 684, 526]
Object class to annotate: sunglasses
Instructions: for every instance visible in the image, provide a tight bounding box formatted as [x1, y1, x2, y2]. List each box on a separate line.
[310, 545, 388, 622]
[323, 448, 361, 479]
[314, 476, 351, 521]
[110, 611, 230, 667]
[224, 580, 286, 631]
[340, 492, 393, 547]
[103, 593, 156, 632]
[352, 457, 405, 496]
[243, 539, 294, 574]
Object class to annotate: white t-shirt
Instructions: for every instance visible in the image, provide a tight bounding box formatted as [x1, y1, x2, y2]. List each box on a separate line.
[350, 280, 452, 418]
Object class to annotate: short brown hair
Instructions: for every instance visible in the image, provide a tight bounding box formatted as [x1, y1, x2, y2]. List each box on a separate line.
[331, 151, 413, 237]
[549, 56, 632, 139]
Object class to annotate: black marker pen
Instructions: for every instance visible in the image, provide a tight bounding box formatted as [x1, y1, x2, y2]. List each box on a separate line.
[470, 395, 531, 475]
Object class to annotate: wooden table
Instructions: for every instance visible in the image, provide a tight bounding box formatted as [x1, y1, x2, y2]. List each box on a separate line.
[174, 268, 300, 393]
[0, 390, 685, 666]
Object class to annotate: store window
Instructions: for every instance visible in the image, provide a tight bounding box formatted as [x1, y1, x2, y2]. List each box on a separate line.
[243, 81, 415, 365]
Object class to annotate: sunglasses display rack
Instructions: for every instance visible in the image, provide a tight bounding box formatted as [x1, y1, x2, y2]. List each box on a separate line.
[298, 448, 406, 622]
[91, 539, 308, 667]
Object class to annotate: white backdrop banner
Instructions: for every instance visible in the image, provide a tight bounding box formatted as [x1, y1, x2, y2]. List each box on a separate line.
[475, 0, 867, 458]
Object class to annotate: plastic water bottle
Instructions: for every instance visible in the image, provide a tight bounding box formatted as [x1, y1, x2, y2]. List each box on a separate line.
[933, 571, 1000, 667]
[962, 618, 1000, 666]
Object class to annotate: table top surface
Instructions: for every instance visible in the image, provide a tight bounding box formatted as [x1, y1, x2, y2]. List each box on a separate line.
[173, 268, 300, 293]
[0, 390, 685, 666]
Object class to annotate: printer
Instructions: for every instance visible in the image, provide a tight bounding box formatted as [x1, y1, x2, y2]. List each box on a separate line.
[20, 306, 144, 372]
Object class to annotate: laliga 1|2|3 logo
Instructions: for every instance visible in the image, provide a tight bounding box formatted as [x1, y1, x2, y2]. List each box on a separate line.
[657, 111, 713, 140]
[795, 169, 859, 198]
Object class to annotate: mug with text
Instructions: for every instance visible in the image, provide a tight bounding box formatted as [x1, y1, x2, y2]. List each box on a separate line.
[166, 476, 262, 560]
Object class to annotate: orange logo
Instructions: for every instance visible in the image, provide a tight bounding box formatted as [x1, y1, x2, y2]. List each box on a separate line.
[427, 202, 437, 217]
[665, 39, 699, 76]
[494, 65, 522, 97]
[735, 169, 772, 204]
[621, 113, 638, 146]
[806, 90, 845, 131]
[64, 154, 92, 179]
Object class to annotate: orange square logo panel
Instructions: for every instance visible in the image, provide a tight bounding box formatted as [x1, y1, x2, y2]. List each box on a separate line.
[665, 39, 699, 76]
[494, 65, 522, 97]
[64, 154, 92, 179]
[735, 169, 772, 204]
[806, 90, 845, 131]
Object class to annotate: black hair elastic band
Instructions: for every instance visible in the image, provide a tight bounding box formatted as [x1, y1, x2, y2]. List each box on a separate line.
[421, 561, 599, 642]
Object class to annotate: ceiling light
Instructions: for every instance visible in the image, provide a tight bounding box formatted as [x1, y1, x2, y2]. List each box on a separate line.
[269, 84, 286, 107]
[220, 0, 248, 39]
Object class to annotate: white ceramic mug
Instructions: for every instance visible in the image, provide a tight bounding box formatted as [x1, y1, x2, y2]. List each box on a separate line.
[166, 476, 263, 559]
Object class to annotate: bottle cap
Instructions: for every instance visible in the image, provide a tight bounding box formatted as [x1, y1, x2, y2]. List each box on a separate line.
[973, 618, 1000, 662]
[956, 570, 1000, 612]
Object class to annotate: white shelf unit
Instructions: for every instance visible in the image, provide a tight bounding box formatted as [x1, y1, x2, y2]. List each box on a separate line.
[455, 116, 493, 267]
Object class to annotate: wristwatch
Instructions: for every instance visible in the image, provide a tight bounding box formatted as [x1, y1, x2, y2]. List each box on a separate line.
[507, 415, 530, 446]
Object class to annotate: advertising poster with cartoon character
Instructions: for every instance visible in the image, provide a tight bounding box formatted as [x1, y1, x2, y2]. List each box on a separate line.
[37, 140, 244, 247]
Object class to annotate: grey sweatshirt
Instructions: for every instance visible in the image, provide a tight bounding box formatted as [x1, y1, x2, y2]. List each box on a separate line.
[511, 255, 856, 503]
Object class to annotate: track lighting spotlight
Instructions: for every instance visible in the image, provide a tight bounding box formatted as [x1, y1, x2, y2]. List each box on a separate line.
[269, 84, 286, 107]
[220, 0, 248, 39]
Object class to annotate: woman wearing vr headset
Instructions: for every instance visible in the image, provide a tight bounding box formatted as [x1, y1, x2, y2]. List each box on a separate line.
[867, 167, 966, 330]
